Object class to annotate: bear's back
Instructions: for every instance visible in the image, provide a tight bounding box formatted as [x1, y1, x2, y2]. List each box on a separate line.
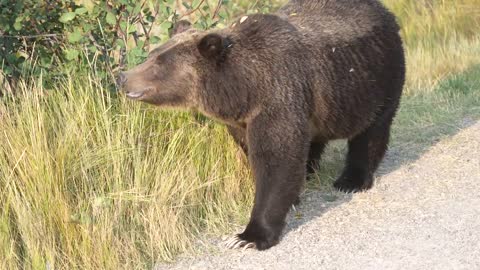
[278, 0, 400, 45]
[276, 0, 405, 140]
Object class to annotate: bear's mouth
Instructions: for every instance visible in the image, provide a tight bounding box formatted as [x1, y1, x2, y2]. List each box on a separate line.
[126, 91, 144, 99]
[125, 87, 154, 100]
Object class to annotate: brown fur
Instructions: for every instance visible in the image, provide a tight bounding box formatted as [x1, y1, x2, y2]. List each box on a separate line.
[119, 0, 405, 250]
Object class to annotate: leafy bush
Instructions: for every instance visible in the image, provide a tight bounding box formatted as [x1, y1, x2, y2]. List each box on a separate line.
[0, 0, 237, 85]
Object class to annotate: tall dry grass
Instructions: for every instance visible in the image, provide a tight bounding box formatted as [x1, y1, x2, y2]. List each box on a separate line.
[1, 0, 480, 269]
[383, 0, 480, 91]
[0, 74, 253, 268]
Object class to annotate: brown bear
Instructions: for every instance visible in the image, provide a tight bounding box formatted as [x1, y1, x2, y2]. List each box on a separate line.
[118, 0, 405, 251]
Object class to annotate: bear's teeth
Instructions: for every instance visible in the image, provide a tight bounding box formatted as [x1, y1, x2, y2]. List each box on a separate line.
[127, 92, 144, 99]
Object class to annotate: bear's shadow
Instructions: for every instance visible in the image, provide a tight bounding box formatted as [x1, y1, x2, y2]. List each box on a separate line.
[284, 120, 479, 236]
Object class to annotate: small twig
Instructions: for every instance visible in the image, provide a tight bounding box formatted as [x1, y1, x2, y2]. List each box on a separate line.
[118, 47, 126, 71]
[0, 34, 60, 39]
[131, 32, 140, 47]
[178, 0, 206, 20]
[111, 5, 126, 51]
[97, 18, 116, 83]
[135, 1, 150, 39]
[130, 0, 147, 24]
[147, 1, 161, 38]
[144, 1, 161, 50]
[212, 0, 222, 19]
[138, 13, 150, 39]
[198, 7, 207, 17]
[88, 33, 103, 52]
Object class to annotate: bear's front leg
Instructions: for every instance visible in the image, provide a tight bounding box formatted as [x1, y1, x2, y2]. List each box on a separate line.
[225, 112, 310, 250]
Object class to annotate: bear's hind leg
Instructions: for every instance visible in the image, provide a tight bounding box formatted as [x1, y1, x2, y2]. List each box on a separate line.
[334, 111, 394, 192]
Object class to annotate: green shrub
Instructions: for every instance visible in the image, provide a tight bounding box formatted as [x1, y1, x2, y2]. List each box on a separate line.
[0, 0, 238, 85]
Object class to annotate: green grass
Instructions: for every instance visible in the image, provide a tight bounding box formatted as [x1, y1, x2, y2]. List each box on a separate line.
[1, 0, 480, 269]
[382, 0, 480, 92]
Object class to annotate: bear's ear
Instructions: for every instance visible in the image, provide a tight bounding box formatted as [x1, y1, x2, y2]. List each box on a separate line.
[197, 33, 231, 60]
[169, 20, 192, 37]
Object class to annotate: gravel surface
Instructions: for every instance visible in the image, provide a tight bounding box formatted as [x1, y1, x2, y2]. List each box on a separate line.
[156, 120, 480, 270]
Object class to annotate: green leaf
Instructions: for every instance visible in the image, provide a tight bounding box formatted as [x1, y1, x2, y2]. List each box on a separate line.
[205, 17, 214, 27]
[88, 45, 97, 53]
[3, 66, 13, 75]
[64, 49, 79, 61]
[13, 21, 22, 31]
[129, 47, 143, 56]
[128, 27, 137, 34]
[182, 2, 191, 9]
[120, 21, 136, 34]
[218, 10, 228, 19]
[120, 21, 127, 31]
[68, 30, 83, 43]
[192, 0, 201, 8]
[160, 4, 170, 16]
[150, 36, 161, 44]
[106, 12, 116, 25]
[75, 7, 88, 15]
[6, 54, 18, 63]
[160, 21, 172, 32]
[15, 51, 29, 59]
[133, 3, 143, 14]
[59, 12, 76, 23]
[83, 24, 93, 32]
[116, 39, 126, 48]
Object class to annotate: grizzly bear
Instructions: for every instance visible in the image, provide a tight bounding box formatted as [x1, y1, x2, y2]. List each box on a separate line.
[117, 0, 405, 251]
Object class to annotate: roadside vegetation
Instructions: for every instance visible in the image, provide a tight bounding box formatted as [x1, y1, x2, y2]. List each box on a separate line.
[1, 0, 479, 268]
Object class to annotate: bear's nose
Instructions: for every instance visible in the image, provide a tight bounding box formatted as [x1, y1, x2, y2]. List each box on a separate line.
[116, 72, 127, 89]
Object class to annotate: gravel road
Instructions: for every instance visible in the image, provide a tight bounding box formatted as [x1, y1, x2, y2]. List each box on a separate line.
[156, 120, 480, 270]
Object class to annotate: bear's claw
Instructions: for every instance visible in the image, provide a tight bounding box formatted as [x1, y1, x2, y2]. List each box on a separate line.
[224, 235, 256, 250]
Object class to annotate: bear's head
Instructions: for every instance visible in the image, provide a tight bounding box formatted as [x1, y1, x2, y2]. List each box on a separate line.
[117, 20, 233, 109]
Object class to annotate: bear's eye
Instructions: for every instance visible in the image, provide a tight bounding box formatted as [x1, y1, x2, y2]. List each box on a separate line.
[156, 54, 165, 64]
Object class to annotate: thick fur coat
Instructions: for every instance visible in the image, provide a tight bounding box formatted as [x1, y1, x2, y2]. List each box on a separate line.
[119, 0, 405, 250]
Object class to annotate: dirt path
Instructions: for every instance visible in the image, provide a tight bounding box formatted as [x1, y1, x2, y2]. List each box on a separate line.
[156, 120, 480, 270]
